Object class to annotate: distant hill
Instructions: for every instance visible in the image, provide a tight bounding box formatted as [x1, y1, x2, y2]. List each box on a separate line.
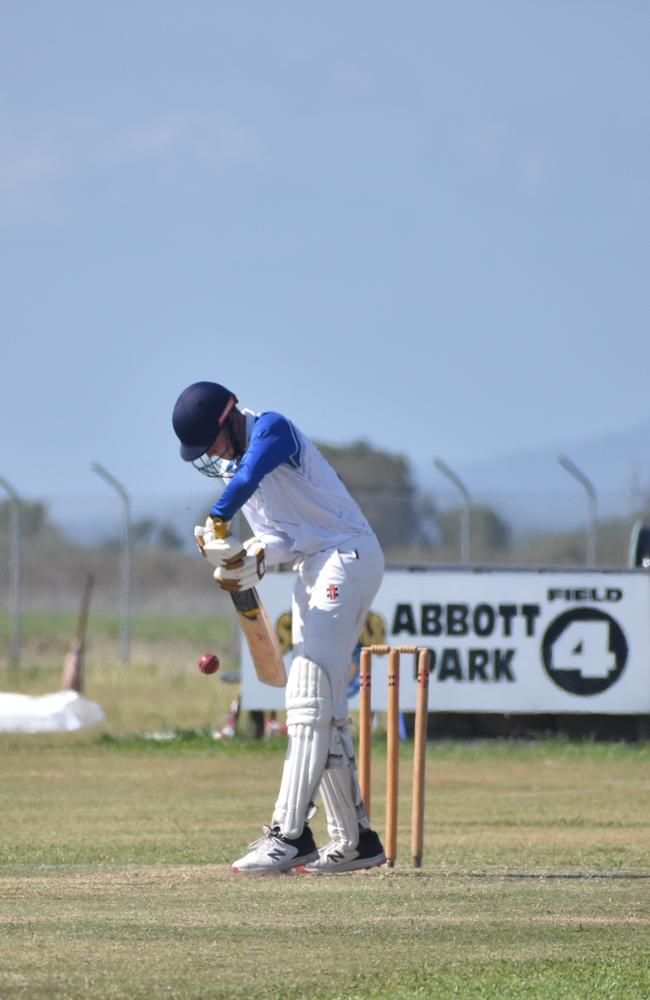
[420, 418, 650, 532]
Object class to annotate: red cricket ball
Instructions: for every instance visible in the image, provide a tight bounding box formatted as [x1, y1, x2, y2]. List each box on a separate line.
[198, 652, 220, 675]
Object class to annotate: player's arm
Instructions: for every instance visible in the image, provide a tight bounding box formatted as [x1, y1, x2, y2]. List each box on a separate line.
[203, 414, 298, 589]
[210, 413, 298, 522]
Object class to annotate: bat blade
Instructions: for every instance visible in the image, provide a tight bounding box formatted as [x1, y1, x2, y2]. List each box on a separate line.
[230, 587, 287, 688]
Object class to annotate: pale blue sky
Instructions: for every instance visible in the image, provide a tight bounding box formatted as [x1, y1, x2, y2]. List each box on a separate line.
[2, 1, 649, 506]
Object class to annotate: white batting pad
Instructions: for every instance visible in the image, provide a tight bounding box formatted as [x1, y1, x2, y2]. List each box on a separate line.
[272, 656, 334, 837]
[319, 723, 369, 849]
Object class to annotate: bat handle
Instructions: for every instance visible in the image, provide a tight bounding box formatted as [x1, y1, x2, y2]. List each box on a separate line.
[210, 516, 229, 539]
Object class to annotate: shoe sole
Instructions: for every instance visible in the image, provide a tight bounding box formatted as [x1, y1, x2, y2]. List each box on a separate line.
[231, 849, 319, 874]
[298, 851, 387, 875]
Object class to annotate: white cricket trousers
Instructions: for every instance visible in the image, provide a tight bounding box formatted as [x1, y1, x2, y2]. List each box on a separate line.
[270, 534, 384, 841]
[291, 534, 385, 719]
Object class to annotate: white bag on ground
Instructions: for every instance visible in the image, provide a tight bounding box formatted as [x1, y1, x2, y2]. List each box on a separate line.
[0, 690, 105, 733]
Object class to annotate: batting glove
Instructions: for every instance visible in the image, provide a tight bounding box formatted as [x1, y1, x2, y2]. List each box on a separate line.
[194, 517, 245, 569]
[213, 537, 266, 592]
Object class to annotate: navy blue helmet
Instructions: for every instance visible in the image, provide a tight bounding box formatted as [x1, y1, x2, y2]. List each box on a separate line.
[172, 381, 238, 461]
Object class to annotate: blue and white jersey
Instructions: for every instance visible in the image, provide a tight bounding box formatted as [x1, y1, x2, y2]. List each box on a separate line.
[211, 409, 375, 565]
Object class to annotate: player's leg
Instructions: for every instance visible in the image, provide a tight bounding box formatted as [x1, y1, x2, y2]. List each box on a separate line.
[299, 539, 386, 872]
[310, 718, 386, 873]
[231, 653, 332, 873]
[232, 540, 384, 874]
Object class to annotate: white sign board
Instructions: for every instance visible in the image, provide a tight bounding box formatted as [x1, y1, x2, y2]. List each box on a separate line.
[241, 567, 650, 714]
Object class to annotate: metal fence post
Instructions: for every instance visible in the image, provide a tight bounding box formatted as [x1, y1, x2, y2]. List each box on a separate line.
[434, 457, 472, 563]
[558, 454, 597, 567]
[0, 476, 21, 666]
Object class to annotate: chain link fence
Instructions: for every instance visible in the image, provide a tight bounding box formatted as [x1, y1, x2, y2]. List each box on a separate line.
[1, 482, 648, 617]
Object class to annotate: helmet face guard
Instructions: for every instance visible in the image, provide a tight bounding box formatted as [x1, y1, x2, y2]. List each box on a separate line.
[191, 453, 240, 479]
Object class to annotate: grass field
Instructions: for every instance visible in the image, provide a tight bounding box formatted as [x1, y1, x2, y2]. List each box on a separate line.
[1, 615, 649, 998]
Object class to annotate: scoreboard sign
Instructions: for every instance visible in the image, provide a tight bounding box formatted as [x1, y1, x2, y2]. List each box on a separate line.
[240, 567, 650, 714]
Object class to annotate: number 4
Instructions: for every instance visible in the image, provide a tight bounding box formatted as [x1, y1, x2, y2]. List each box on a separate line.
[551, 620, 616, 678]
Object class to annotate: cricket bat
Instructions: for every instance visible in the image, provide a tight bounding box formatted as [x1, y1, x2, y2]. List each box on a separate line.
[206, 520, 287, 688]
[228, 586, 287, 687]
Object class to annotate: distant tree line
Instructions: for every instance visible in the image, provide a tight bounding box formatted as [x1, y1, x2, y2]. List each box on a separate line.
[2, 444, 649, 569]
[316, 440, 647, 567]
[316, 440, 512, 561]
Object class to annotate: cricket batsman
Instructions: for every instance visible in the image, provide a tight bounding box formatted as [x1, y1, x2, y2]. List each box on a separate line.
[173, 381, 386, 873]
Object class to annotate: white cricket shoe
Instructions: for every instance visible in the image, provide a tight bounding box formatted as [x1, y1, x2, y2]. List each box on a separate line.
[301, 828, 386, 874]
[231, 824, 319, 874]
